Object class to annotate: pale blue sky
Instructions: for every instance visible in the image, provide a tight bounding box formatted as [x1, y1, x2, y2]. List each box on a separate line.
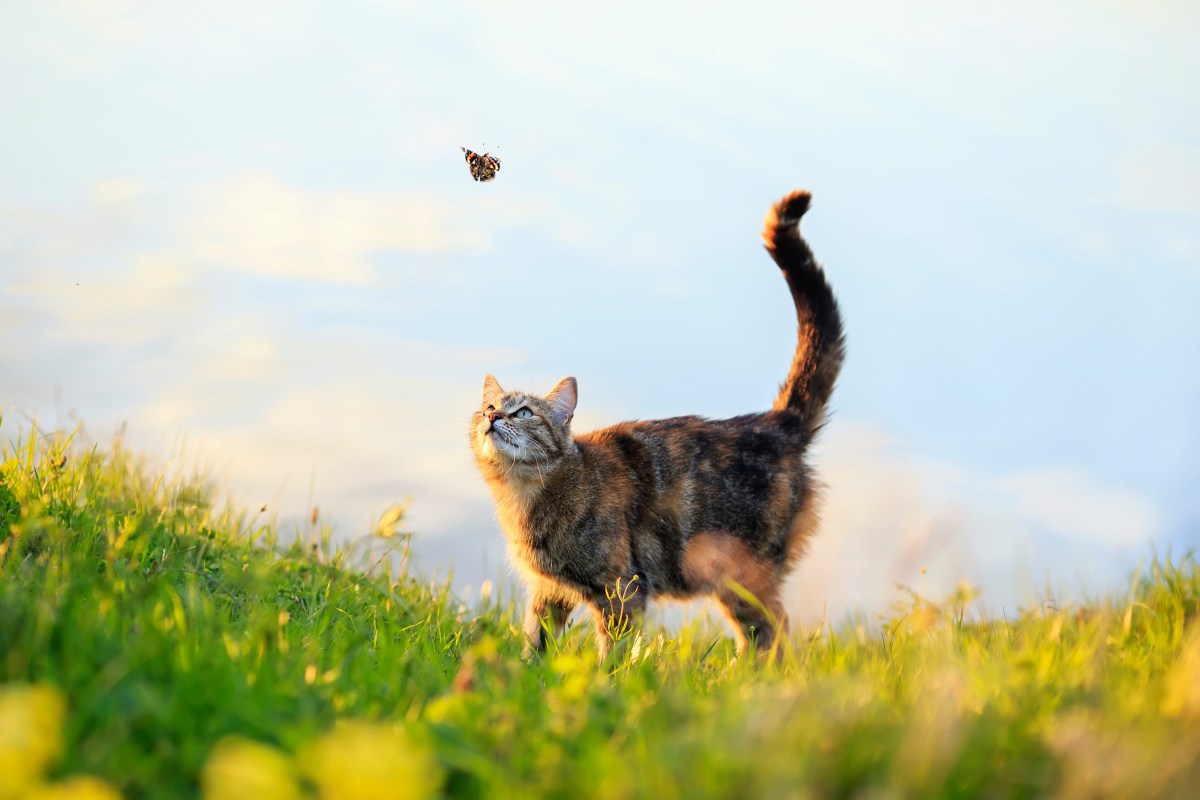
[2, 1, 1197, 620]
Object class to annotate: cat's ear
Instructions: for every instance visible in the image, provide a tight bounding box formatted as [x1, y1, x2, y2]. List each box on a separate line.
[482, 374, 505, 406]
[544, 377, 577, 426]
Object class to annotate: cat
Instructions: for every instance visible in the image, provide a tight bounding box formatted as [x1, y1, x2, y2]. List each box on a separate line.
[469, 189, 845, 660]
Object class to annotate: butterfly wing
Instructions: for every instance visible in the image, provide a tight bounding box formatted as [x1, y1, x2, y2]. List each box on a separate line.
[475, 153, 500, 182]
[461, 147, 483, 181]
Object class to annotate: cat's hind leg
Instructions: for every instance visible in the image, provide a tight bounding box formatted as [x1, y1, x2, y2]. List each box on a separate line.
[681, 532, 789, 656]
[714, 582, 788, 656]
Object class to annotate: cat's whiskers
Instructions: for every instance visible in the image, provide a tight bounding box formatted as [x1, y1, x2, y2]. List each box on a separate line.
[499, 442, 521, 481]
[531, 451, 548, 488]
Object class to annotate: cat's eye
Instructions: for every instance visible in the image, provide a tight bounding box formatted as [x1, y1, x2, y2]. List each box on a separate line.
[513, 407, 534, 420]
[484, 405, 495, 414]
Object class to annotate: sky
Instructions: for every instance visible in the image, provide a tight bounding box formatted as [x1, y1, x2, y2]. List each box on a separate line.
[2, 0, 1198, 624]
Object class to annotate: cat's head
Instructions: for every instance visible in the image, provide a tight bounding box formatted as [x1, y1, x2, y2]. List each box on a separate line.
[469, 374, 577, 474]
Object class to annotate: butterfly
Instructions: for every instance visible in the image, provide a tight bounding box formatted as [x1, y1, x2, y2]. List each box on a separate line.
[461, 146, 501, 182]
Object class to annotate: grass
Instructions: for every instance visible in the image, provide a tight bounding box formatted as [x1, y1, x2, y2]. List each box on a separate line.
[2, 417, 1199, 799]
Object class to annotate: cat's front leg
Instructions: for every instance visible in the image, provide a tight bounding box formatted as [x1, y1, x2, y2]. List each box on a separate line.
[588, 576, 648, 663]
[592, 612, 613, 663]
[521, 590, 575, 659]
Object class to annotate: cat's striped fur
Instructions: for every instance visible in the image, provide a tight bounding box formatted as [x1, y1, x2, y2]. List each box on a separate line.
[470, 190, 845, 659]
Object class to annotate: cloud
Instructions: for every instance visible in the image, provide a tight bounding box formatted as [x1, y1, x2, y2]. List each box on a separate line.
[1114, 141, 1200, 217]
[995, 470, 1159, 550]
[3, 253, 202, 347]
[4, 1, 318, 73]
[786, 423, 1162, 623]
[0, 171, 531, 357]
[178, 172, 494, 283]
[0, 180, 203, 347]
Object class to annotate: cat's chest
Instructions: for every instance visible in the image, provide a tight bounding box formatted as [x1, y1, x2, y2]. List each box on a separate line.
[490, 481, 587, 581]
[506, 536, 580, 593]
[491, 480, 566, 543]
[507, 535, 547, 571]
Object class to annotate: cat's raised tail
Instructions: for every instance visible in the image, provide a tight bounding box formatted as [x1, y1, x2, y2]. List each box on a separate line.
[762, 190, 846, 439]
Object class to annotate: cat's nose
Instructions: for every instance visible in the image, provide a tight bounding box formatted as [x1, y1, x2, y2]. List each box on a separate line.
[487, 409, 506, 423]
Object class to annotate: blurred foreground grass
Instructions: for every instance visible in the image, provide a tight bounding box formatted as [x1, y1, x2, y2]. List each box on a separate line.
[1, 418, 1198, 799]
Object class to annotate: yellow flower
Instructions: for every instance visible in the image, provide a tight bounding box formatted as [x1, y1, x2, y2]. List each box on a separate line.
[300, 721, 443, 800]
[1162, 623, 1200, 718]
[0, 683, 66, 800]
[201, 737, 301, 800]
[26, 775, 123, 800]
[549, 652, 595, 701]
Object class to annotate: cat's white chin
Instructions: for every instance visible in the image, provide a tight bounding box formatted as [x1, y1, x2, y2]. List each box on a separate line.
[481, 429, 517, 461]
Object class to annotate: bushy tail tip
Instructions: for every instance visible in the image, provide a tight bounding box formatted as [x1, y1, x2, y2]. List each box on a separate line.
[761, 190, 812, 249]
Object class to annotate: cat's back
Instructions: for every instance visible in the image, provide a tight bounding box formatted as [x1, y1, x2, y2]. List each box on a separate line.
[575, 409, 815, 540]
[578, 409, 810, 472]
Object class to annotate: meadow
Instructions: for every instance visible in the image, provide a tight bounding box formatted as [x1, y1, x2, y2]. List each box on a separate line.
[2, 418, 1198, 799]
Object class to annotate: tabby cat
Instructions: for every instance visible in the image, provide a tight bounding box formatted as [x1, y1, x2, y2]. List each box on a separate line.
[470, 190, 845, 660]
